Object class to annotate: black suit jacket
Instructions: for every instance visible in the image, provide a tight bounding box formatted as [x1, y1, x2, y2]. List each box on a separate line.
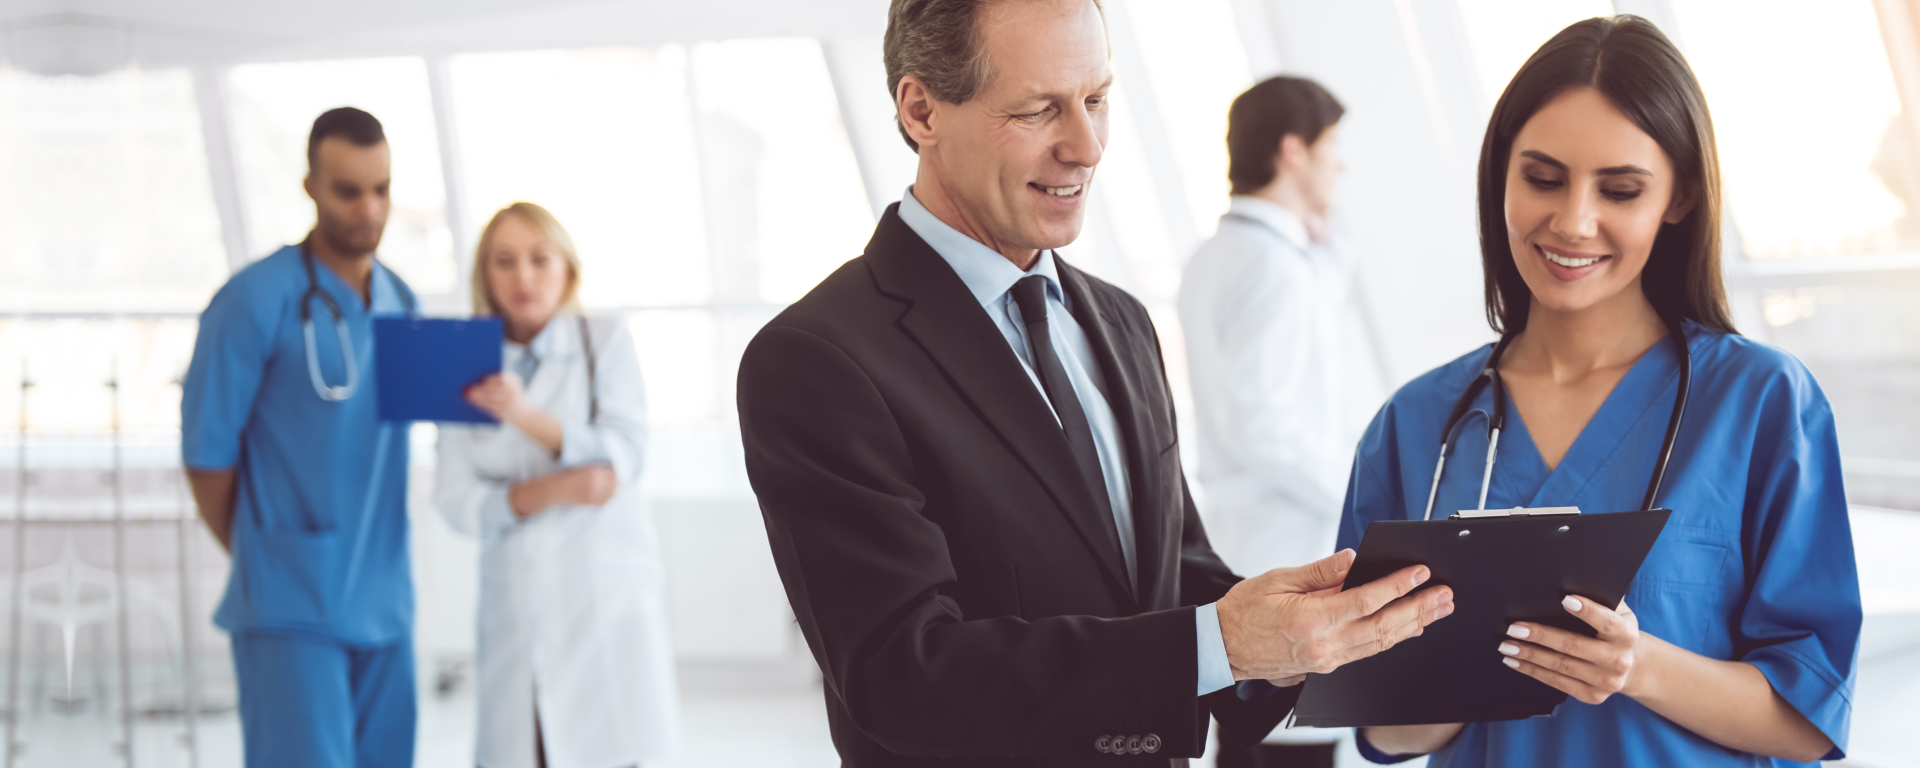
[737, 206, 1296, 766]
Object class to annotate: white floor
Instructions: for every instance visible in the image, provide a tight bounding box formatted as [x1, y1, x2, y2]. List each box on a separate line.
[18, 507, 1920, 768]
[16, 638, 1920, 768]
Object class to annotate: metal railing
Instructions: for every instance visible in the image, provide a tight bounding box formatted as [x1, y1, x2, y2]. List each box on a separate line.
[4, 364, 215, 768]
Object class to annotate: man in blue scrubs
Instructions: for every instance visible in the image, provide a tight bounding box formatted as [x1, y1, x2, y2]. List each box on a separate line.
[183, 107, 418, 767]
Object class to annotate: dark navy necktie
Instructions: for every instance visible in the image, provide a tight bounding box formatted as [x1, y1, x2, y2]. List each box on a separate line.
[1010, 275, 1119, 550]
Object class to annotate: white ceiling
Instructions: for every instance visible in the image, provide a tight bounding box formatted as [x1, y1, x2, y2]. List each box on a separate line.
[1, 0, 889, 74]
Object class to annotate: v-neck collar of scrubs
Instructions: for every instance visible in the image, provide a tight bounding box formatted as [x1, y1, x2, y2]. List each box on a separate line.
[309, 249, 404, 317]
[1492, 331, 1687, 510]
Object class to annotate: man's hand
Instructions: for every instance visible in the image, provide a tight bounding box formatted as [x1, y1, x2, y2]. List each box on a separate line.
[1217, 549, 1453, 682]
[185, 468, 238, 553]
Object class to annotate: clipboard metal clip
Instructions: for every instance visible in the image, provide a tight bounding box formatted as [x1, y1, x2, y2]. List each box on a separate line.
[1449, 506, 1581, 519]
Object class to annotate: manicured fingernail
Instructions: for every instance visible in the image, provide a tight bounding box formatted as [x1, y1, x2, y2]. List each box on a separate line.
[1507, 624, 1529, 639]
[1499, 642, 1519, 656]
[1502, 657, 1520, 669]
[1563, 596, 1582, 612]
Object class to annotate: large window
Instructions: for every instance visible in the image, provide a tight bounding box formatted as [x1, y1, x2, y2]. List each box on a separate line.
[1676, 0, 1915, 259]
[0, 67, 227, 313]
[1125, 0, 1254, 239]
[228, 57, 458, 294]
[687, 38, 875, 305]
[1456, 0, 1615, 104]
[450, 47, 711, 308]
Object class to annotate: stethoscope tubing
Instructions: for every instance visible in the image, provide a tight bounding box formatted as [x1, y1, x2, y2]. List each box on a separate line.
[1420, 322, 1691, 520]
[297, 240, 414, 403]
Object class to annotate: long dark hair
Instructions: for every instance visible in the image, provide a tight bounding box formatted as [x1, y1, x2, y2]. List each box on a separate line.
[1477, 15, 1737, 336]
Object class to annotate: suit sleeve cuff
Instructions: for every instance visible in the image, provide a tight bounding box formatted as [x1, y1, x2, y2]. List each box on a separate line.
[1196, 602, 1236, 695]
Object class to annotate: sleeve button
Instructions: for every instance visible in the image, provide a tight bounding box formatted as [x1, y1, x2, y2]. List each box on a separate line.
[1143, 733, 1162, 753]
[1094, 735, 1112, 753]
[1126, 736, 1143, 754]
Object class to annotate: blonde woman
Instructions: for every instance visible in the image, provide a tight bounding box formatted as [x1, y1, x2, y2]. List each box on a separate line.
[435, 202, 677, 768]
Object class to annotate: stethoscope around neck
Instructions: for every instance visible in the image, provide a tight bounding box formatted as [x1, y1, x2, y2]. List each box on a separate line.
[300, 239, 416, 402]
[1420, 319, 1693, 520]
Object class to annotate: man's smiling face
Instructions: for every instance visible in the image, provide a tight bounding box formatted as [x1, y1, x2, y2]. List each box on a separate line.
[913, 0, 1112, 263]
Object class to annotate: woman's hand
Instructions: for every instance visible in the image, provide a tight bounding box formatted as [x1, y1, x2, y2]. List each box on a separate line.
[507, 464, 619, 518]
[1499, 595, 1642, 704]
[465, 372, 534, 425]
[560, 464, 618, 506]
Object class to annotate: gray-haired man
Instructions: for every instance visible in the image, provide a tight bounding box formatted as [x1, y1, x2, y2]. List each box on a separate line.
[736, 2, 1454, 764]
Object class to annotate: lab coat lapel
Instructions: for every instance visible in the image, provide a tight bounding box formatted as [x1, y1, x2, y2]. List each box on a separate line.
[520, 319, 573, 417]
[1056, 257, 1165, 604]
[865, 208, 1135, 605]
[1526, 338, 1684, 511]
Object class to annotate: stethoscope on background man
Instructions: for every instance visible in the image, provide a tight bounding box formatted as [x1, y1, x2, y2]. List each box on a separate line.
[300, 238, 417, 402]
[296, 238, 419, 593]
[1421, 321, 1693, 520]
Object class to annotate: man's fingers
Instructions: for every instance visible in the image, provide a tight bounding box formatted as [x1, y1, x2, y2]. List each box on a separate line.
[1325, 565, 1431, 622]
[1266, 549, 1356, 594]
[1328, 586, 1453, 667]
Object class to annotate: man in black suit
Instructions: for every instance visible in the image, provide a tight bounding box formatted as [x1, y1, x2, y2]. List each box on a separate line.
[736, 1, 1454, 764]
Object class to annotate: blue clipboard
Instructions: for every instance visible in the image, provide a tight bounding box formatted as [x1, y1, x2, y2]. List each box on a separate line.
[374, 317, 503, 423]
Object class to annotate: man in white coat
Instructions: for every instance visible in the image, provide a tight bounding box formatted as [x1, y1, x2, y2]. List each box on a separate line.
[1177, 76, 1366, 768]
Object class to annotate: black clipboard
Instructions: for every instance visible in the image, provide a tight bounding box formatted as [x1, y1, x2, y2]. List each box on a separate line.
[1291, 508, 1670, 727]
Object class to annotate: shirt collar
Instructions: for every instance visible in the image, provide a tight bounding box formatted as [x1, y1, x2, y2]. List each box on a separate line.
[898, 185, 1065, 309]
[1225, 195, 1311, 250]
[506, 313, 566, 359]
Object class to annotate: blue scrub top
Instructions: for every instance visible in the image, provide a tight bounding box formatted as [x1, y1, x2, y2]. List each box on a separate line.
[1342, 322, 1859, 767]
[182, 245, 416, 645]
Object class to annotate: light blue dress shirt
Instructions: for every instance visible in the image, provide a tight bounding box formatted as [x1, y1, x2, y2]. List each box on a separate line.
[898, 188, 1236, 696]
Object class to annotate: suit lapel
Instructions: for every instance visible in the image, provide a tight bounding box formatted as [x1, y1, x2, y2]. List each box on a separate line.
[1057, 259, 1167, 603]
[863, 208, 1135, 605]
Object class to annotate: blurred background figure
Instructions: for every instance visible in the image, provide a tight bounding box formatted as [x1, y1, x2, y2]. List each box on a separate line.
[436, 203, 678, 768]
[1179, 74, 1358, 768]
[181, 107, 422, 768]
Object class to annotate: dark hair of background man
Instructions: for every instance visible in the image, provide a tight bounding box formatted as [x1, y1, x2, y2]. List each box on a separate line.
[1225, 76, 1344, 195]
[307, 107, 387, 172]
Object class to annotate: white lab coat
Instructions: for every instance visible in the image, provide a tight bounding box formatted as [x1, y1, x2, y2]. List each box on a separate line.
[435, 313, 679, 768]
[1179, 197, 1367, 747]
[1179, 195, 1368, 578]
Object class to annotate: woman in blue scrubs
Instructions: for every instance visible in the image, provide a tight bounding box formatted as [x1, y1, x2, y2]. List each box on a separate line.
[1347, 16, 1859, 766]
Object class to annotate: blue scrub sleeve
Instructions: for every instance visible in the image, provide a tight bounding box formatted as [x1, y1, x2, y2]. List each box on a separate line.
[1337, 416, 1403, 553]
[181, 280, 279, 470]
[1736, 397, 1859, 761]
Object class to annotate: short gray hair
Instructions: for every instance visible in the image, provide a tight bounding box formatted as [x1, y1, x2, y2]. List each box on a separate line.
[883, 0, 1104, 152]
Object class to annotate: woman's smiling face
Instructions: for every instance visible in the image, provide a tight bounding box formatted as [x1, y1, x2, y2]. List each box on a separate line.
[1504, 86, 1693, 316]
